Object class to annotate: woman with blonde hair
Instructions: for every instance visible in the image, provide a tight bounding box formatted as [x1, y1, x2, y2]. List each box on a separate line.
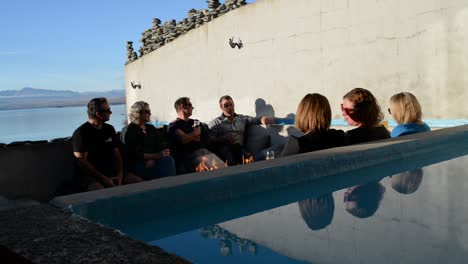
[388, 92, 430, 137]
[121, 101, 176, 180]
[291, 93, 345, 154]
[341, 88, 390, 144]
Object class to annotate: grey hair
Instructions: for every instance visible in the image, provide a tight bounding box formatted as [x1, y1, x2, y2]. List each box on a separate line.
[129, 101, 149, 125]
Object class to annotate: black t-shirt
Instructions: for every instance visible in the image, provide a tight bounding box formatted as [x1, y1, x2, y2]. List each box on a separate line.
[167, 118, 208, 159]
[298, 129, 346, 153]
[345, 125, 390, 145]
[72, 122, 118, 176]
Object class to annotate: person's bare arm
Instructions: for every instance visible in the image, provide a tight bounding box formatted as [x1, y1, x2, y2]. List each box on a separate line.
[73, 151, 114, 187]
[176, 128, 201, 144]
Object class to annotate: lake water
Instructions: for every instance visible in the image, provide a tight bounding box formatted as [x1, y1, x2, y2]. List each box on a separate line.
[0, 104, 127, 144]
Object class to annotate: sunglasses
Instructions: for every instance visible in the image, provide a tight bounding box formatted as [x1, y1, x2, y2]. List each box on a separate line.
[99, 108, 112, 113]
[185, 103, 194, 109]
[340, 104, 355, 116]
[141, 110, 151, 114]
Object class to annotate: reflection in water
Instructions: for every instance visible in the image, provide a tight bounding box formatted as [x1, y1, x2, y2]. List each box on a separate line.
[391, 168, 423, 194]
[344, 182, 386, 218]
[298, 193, 335, 230]
[200, 225, 257, 257]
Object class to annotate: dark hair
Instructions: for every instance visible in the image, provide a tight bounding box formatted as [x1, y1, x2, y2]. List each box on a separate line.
[298, 194, 335, 230]
[174, 97, 191, 111]
[345, 182, 385, 219]
[343, 88, 383, 127]
[219, 95, 233, 104]
[87, 97, 108, 119]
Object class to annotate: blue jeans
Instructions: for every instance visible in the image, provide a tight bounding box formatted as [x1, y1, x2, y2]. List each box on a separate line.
[132, 156, 176, 180]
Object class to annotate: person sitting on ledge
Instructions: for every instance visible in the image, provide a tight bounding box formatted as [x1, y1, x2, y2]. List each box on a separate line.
[281, 93, 345, 157]
[72, 97, 140, 191]
[388, 92, 430, 137]
[121, 101, 176, 180]
[168, 97, 221, 174]
[341, 88, 390, 144]
[208, 95, 274, 165]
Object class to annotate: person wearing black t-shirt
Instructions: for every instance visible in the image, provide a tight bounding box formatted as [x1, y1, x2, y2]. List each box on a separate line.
[341, 88, 390, 144]
[168, 97, 221, 174]
[72, 97, 125, 191]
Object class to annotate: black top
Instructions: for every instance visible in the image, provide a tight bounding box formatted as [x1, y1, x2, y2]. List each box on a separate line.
[298, 129, 346, 153]
[345, 125, 390, 145]
[72, 122, 118, 176]
[167, 118, 209, 161]
[121, 123, 167, 168]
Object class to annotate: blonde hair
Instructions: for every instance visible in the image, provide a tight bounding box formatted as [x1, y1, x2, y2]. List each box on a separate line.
[129, 101, 149, 125]
[389, 92, 423, 124]
[295, 93, 331, 133]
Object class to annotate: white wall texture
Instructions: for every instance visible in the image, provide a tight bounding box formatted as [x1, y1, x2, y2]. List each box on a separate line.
[125, 0, 468, 123]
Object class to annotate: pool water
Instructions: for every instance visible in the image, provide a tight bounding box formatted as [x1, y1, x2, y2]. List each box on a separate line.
[72, 153, 468, 263]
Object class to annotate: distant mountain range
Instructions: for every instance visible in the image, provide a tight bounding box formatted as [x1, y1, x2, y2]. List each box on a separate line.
[0, 87, 126, 110]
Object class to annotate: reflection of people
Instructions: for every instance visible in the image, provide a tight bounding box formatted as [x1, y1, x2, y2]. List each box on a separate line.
[168, 97, 218, 174]
[208, 95, 274, 165]
[388, 92, 431, 137]
[220, 240, 232, 256]
[298, 193, 335, 230]
[344, 182, 386, 218]
[72, 97, 124, 191]
[121, 101, 176, 180]
[341, 88, 390, 144]
[391, 169, 423, 194]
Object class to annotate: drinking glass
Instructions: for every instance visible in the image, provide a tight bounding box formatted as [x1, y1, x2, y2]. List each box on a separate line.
[266, 151, 275, 160]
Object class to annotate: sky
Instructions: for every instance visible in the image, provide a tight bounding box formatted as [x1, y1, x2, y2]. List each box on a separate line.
[0, 0, 253, 92]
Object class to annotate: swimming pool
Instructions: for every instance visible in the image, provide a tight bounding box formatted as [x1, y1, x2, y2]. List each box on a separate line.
[63, 126, 468, 263]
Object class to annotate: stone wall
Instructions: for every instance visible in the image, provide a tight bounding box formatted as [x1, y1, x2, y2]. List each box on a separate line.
[125, 0, 468, 122]
[126, 0, 248, 63]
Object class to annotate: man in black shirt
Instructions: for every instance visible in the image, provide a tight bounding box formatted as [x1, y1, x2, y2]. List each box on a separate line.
[168, 97, 220, 174]
[72, 97, 124, 191]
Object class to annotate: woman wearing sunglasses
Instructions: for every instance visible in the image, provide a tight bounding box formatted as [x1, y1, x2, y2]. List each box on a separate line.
[388, 92, 430, 137]
[341, 88, 390, 144]
[121, 101, 176, 180]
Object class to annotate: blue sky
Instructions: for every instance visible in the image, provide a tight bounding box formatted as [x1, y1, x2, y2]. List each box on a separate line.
[0, 0, 253, 92]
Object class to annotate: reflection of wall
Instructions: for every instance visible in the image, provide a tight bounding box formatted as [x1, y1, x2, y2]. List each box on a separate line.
[126, 0, 468, 122]
[219, 156, 468, 263]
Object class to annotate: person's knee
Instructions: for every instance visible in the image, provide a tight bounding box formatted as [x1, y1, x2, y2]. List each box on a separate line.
[124, 172, 144, 184]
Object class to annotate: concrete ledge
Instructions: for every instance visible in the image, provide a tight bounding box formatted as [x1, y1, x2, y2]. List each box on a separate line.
[0, 203, 190, 264]
[53, 125, 468, 220]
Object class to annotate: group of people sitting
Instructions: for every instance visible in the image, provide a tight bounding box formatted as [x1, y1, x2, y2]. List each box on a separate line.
[72, 88, 430, 192]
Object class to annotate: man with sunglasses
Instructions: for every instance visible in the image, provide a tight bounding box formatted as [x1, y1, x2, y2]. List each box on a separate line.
[72, 97, 124, 191]
[168, 97, 219, 174]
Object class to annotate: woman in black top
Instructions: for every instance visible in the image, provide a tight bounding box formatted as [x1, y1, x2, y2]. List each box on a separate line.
[122, 101, 176, 180]
[341, 88, 390, 144]
[285, 93, 345, 155]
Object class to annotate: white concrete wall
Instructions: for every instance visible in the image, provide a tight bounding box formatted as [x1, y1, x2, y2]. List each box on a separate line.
[125, 0, 468, 123]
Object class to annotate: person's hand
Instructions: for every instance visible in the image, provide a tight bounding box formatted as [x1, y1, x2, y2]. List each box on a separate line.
[192, 126, 201, 137]
[101, 176, 115, 188]
[261, 116, 275, 125]
[160, 149, 171, 157]
[145, 159, 156, 168]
